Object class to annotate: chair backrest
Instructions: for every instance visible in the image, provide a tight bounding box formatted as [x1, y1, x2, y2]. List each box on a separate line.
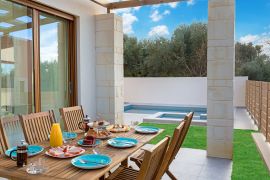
[171, 112, 194, 162]
[137, 136, 170, 180]
[0, 125, 6, 154]
[0, 116, 23, 150]
[59, 106, 84, 132]
[19, 110, 56, 145]
[155, 112, 194, 180]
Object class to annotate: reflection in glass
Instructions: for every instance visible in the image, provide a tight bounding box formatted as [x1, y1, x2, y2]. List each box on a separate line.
[40, 12, 69, 122]
[0, 0, 34, 117]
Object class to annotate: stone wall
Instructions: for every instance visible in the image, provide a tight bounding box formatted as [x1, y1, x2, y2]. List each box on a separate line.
[207, 0, 235, 159]
[95, 14, 124, 124]
[124, 77, 247, 107]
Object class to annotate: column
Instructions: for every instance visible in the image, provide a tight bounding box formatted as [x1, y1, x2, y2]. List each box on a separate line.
[207, 0, 235, 159]
[95, 14, 124, 124]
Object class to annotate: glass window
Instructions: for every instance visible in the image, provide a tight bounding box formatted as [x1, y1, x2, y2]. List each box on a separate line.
[39, 12, 69, 121]
[0, 0, 34, 117]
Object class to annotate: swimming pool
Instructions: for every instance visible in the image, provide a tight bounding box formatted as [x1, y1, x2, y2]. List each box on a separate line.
[124, 104, 207, 123]
[124, 103, 207, 120]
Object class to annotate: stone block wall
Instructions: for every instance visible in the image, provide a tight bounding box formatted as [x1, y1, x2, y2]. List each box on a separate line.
[95, 14, 124, 124]
[207, 0, 235, 159]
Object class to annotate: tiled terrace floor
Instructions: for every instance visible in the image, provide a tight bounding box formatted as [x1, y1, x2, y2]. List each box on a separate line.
[234, 107, 257, 130]
[162, 148, 232, 180]
[129, 148, 232, 180]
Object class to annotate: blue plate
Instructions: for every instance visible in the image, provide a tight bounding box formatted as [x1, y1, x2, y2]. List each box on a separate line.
[77, 139, 101, 147]
[107, 137, 138, 148]
[63, 132, 77, 140]
[5, 145, 44, 158]
[71, 154, 112, 169]
[135, 126, 160, 134]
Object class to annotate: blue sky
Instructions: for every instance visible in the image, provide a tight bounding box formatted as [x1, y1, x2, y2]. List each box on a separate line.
[114, 0, 270, 55]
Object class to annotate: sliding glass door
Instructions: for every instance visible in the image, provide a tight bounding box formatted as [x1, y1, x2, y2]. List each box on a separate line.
[0, 0, 34, 116]
[0, 0, 76, 119]
[40, 12, 69, 118]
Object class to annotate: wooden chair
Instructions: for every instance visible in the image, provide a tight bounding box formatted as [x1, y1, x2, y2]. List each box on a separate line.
[130, 112, 194, 180]
[0, 116, 24, 150]
[106, 136, 170, 180]
[19, 110, 56, 145]
[59, 106, 84, 132]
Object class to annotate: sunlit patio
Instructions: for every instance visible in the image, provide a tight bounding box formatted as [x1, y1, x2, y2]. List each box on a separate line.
[0, 0, 269, 180]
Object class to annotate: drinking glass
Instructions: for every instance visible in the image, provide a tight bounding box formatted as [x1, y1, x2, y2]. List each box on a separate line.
[37, 158, 48, 173]
[26, 158, 47, 174]
[130, 121, 139, 129]
[26, 162, 39, 174]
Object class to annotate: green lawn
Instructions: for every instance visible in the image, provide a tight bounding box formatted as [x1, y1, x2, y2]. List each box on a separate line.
[140, 123, 270, 180]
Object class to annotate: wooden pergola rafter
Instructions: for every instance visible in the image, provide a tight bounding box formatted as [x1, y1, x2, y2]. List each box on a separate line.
[90, 0, 187, 13]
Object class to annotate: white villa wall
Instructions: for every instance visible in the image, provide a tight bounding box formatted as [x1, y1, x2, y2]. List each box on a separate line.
[124, 76, 248, 107]
[37, 0, 106, 117]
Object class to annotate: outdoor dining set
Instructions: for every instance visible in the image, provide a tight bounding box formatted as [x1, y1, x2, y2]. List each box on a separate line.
[0, 105, 193, 180]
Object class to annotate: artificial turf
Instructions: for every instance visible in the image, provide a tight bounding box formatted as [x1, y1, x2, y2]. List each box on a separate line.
[232, 130, 270, 180]
[140, 123, 270, 180]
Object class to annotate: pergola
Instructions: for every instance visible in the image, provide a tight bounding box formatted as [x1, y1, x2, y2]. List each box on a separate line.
[90, 0, 187, 13]
[93, 0, 235, 160]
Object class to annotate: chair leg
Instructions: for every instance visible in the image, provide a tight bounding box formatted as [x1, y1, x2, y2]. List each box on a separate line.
[166, 169, 177, 180]
[121, 159, 128, 167]
[134, 159, 142, 168]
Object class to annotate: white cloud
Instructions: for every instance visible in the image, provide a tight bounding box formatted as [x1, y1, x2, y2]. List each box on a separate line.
[150, 10, 162, 22]
[187, 0, 195, 6]
[150, 10, 170, 22]
[113, 7, 140, 34]
[39, 28, 59, 62]
[239, 33, 270, 56]
[168, 2, 178, 8]
[40, 41, 58, 62]
[239, 34, 259, 44]
[148, 25, 169, 37]
[122, 13, 138, 34]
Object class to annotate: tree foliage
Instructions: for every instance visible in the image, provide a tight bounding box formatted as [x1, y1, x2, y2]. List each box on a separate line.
[124, 22, 270, 81]
[124, 23, 207, 77]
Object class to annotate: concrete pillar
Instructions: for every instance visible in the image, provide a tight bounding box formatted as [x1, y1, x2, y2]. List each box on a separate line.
[207, 0, 235, 159]
[95, 14, 124, 124]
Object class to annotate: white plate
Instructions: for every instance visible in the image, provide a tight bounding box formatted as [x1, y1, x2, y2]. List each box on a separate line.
[45, 149, 85, 159]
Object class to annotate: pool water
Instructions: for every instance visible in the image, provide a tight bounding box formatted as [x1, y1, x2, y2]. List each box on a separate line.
[159, 113, 186, 119]
[124, 104, 207, 120]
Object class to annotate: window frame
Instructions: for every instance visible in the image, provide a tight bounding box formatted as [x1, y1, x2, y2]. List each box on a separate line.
[7, 0, 78, 113]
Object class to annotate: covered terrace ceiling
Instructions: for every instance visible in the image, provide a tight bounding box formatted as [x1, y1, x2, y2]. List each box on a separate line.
[91, 0, 187, 12]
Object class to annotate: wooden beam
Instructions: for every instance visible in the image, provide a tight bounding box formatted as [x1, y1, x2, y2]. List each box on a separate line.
[90, 0, 108, 8]
[107, 0, 186, 10]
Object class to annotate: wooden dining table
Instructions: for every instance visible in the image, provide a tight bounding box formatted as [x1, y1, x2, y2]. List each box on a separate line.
[0, 128, 163, 180]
